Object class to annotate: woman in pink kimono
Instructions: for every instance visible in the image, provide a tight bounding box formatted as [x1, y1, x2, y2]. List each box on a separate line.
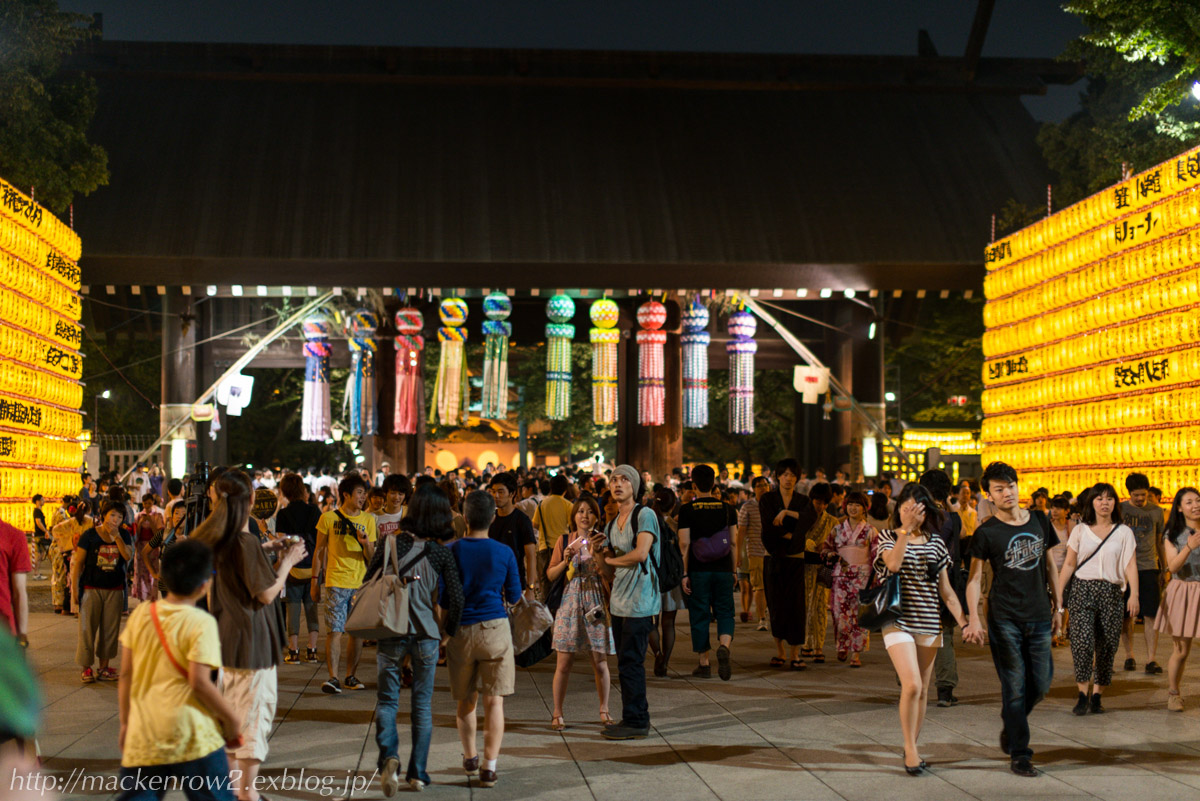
[821, 491, 877, 667]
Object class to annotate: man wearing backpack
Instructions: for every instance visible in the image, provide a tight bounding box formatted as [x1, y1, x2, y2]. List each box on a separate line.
[599, 465, 660, 740]
[679, 465, 738, 680]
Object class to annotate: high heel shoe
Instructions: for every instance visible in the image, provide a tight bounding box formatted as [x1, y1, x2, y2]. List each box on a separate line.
[904, 764, 926, 776]
[550, 715, 566, 731]
[600, 711, 615, 726]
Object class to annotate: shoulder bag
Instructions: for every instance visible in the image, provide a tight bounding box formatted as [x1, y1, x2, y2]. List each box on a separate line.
[344, 538, 427, 639]
[857, 533, 903, 631]
[1064, 522, 1122, 600]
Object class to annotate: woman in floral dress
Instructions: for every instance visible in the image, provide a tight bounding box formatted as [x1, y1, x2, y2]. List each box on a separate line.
[821, 491, 877, 667]
[548, 494, 615, 730]
[131, 495, 163, 600]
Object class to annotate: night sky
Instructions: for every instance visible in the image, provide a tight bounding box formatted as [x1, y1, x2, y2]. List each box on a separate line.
[61, 0, 1087, 121]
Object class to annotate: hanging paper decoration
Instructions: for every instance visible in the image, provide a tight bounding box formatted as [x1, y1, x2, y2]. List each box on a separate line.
[727, 309, 757, 435]
[545, 294, 576, 420]
[345, 309, 379, 437]
[481, 292, 513, 419]
[589, 298, 620, 425]
[636, 300, 668, 426]
[431, 298, 470, 426]
[393, 307, 424, 435]
[301, 315, 332, 441]
[681, 300, 710, 428]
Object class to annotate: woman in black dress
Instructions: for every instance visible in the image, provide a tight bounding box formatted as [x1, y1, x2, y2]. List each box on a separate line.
[759, 458, 817, 669]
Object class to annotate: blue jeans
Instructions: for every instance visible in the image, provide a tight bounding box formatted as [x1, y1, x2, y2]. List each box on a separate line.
[987, 617, 1053, 761]
[375, 636, 439, 784]
[115, 748, 235, 801]
[685, 571, 736, 653]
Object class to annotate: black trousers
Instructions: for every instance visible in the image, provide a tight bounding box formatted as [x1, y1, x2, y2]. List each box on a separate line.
[764, 555, 807, 646]
[612, 615, 653, 728]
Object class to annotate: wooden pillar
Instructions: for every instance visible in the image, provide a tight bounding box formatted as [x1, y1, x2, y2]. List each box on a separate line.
[159, 290, 197, 472]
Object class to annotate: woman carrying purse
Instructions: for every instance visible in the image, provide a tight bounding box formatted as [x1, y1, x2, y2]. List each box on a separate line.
[547, 495, 615, 730]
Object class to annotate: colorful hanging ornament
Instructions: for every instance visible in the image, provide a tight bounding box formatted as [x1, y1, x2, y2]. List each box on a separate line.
[344, 309, 379, 437]
[545, 294, 575, 420]
[430, 297, 470, 426]
[301, 315, 332, 441]
[481, 292, 513, 419]
[589, 298, 620, 425]
[681, 300, 710, 428]
[727, 309, 757, 435]
[393, 308, 424, 435]
[636, 300, 668, 426]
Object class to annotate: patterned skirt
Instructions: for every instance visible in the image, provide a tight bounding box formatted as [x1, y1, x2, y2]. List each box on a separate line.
[553, 576, 615, 655]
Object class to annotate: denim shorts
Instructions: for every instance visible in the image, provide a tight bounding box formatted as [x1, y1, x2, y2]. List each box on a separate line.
[324, 586, 356, 633]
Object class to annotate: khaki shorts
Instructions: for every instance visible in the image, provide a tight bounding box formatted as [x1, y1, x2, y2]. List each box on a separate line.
[748, 556, 765, 592]
[447, 618, 515, 699]
[221, 666, 278, 762]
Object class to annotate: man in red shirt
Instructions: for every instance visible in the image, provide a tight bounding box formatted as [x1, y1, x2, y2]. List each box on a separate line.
[0, 510, 32, 646]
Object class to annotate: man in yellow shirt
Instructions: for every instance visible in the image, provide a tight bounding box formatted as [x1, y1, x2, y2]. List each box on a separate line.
[313, 474, 377, 695]
[531, 474, 574, 593]
[116, 538, 241, 799]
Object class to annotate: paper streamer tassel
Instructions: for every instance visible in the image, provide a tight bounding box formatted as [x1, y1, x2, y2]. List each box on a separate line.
[345, 308, 379, 437]
[727, 310, 757, 435]
[637, 301, 668, 426]
[431, 298, 470, 426]
[589, 298, 620, 425]
[393, 307, 424, 435]
[681, 300, 710, 428]
[301, 315, 332, 441]
[481, 292, 513, 419]
[545, 294, 575, 420]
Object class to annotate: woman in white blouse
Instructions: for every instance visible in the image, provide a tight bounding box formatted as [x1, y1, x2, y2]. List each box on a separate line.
[1057, 483, 1138, 716]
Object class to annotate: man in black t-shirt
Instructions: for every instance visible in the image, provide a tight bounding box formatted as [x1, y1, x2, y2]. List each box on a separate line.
[488, 473, 538, 593]
[963, 462, 1064, 779]
[679, 465, 738, 681]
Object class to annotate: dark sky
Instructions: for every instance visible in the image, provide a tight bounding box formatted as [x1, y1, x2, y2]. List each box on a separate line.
[62, 0, 1087, 121]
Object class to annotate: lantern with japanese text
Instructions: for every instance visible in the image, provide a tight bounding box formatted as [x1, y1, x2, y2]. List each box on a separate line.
[431, 298, 469, 426]
[481, 293, 512, 419]
[636, 301, 668, 426]
[545, 295, 575, 421]
[589, 298, 620, 425]
[393, 308, 424, 436]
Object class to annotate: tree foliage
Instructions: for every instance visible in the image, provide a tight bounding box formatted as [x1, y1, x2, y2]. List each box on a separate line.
[0, 0, 108, 213]
[886, 299, 984, 424]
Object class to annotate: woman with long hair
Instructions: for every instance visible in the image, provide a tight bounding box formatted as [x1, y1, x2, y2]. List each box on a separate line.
[866, 491, 891, 532]
[821, 490, 877, 667]
[547, 494, 615, 729]
[759, 458, 817, 669]
[70, 500, 132, 682]
[875, 484, 967, 775]
[50, 499, 90, 614]
[132, 494, 164, 601]
[1057, 483, 1137, 716]
[1156, 487, 1200, 711]
[191, 470, 307, 801]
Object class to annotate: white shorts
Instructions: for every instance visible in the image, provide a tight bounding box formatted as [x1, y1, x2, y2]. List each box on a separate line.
[881, 625, 942, 649]
[221, 666, 278, 761]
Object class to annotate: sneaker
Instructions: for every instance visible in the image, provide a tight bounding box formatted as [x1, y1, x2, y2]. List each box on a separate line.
[462, 755, 480, 776]
[1168, 693, 1185, 712]
[283, 650, 300, 664]
[322, 677, 342, 694]
[380, 756, 400, 798]
[936, 687, 956, 708]
[477, 769, 498, 788]
[691, 664, 711, 678]
[407, 778, 426, 792]
[1123, 657, 1136, 671]
[1072, 692, 1088, 716]
[756, 619, 769, 632]
[716, 645, 732, 681]
[343, 675, 366, 690]
[98, 667, 119, 681]
[1090, 693, 1105, 714]
[1000, 728, 1010, 755]
[601, 722, 650, 740]
[305, 648, 319, 663]
[1145, 661, 1163, 675]
[81, 667, 96, 684]
[1010, 757, 1038, 777]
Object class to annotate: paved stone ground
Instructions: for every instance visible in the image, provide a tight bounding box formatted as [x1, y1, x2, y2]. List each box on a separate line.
[19, 575, 1200, 801]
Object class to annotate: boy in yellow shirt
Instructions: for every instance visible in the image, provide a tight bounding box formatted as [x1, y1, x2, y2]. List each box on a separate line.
[116, 539, 242, 801]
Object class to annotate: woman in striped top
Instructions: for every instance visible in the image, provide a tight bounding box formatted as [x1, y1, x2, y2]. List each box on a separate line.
[875, 483, 969, 776]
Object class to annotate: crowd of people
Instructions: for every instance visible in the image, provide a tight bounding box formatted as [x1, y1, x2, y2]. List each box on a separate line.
[3, 455, 1198, 798]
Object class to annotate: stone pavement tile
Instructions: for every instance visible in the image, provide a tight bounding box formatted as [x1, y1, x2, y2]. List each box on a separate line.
[687, 761, 844, 801]
[930, 764, 1095, 798]
[806, 767, 979, 801]
[1052, 771, 1200, 801]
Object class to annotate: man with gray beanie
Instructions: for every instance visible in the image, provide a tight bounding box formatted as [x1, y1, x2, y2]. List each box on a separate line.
[599, 464, 661, 740]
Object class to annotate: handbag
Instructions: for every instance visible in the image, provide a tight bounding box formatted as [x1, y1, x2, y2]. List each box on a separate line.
[816, 563, 834, 589]
[508, 595, 554, 655]
[857, 572, 902, 632]
[691, 527, 733, 562]
[344, 538, 426, 639]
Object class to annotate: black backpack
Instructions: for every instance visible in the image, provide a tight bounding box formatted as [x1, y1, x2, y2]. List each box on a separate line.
[609, 504, 684, 593]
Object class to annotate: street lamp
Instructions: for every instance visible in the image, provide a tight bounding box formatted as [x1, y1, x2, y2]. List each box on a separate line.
[94, 389, 112, 445]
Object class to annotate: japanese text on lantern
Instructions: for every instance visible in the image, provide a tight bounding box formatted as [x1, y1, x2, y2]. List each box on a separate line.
[0, 178, 84, 530]
[981, 144, 1200, 499]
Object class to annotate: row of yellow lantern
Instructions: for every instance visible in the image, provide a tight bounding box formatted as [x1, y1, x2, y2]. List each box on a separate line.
[0, 224, 81, 293]
[0, 467, 78, 509]
[0, 251, 82, 321]
[0, 178, 82, 263]
[984, 427, 1200, 469]
[0, 392, 82, 438]
[984, 144, 1200, 274]
[977, 467, 1199, 504]
[981, 347, 1197, 416]
[0, 286, 81, 351]
[983, 270, 1198, 359]
[984, 308, 1200, 388]
[0, 359, 82, 410]
[0, 323, 83, 380]
[985, 189, 1200, 300]
[0, 431, 84, 470]
[985, 230, 1200, 328]
[983, 386, 1200, 443]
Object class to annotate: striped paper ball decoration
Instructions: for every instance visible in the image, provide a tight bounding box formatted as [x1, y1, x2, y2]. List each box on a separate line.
[727, 310, 757, 435]
[590, 298, 619, 329]
[483, 292, 512, 321]
[547, 293, 576, 324]
[637, 301, 668, 426]
[439, 297, 468, 327]
[681, 301, 710, 428]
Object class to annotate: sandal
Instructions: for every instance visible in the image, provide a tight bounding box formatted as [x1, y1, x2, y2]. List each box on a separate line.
[790, 659, 807, 671]
[850, 655, 862, 668]
[837, 651, 848, 663]
[813, 654, 825, 664]
[770, 656, 786, 667]
[600, 711, 615, 726]
[800, 648, 815, 658]
[551, 716, 566, 732]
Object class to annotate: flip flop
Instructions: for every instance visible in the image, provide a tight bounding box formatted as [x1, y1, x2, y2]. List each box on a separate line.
[770, 656, 786, 667]
[790, 659, 807, 671]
